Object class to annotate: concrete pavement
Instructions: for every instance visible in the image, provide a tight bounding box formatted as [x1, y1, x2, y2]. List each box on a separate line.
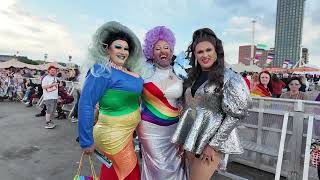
[0, 101, 284, 180]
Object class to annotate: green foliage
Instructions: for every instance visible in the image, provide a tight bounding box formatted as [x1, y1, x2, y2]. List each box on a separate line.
[17, 56, 39, 65]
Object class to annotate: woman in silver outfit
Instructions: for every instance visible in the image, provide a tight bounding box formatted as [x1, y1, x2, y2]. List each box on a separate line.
[171, 28, 251, 180]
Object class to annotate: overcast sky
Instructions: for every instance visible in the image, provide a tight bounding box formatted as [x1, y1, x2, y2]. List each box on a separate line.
[1, 0, 319, 65]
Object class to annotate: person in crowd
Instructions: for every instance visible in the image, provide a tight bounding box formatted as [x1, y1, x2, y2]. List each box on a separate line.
[22, 79, 35, 103]
[15, 78, 24, 101]
[41, 65, 59, 129]
[251, 71, 273, 97]
[280, 77, 308, 100]
[56, 81, 74, 119]
[171, 28, 251, 180]
[242, 72, 251, 90]
[299, 76, 308, 92]
[271, 74, 286, 98]
[6, 75, 15, 100]
[0, 80, 8, 101]
[281, 73, 290, 91]
[250, 72, 259, 91]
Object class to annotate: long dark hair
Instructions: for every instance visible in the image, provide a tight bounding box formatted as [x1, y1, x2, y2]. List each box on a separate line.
[184, 28, 225, 93]
[258, 71, 273, 93]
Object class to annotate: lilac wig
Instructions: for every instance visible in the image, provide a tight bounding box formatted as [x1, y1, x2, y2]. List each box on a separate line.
[143, 26, 176, 60]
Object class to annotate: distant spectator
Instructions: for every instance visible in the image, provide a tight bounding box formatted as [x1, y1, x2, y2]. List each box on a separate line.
[250, 73, 259, 91]
[281, 73, 290, 91]
[74, 69, 80, 82]
[271, 74, 286, 98]
[15, 78, 24, 101]
[241, 72, 251, 90]
[280, 77, 307, 100]
[23, 69, 33, 78]
[299, 76, 308, 92]
[57, 72, 62, 81]
[0, 81, 7, 100]
[41, 65, 58, 129]
[56, 81, 74, 119]
[251, 71, 273, 97]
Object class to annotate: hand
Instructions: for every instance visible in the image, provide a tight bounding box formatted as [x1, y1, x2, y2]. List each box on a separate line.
[176, 145, 184, 158]
[83, 145, 95, 155]
[200, 145, 218, 163]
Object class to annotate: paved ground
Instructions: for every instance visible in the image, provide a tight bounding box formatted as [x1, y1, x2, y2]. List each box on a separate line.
[0, 101, 98, 180]
[0, 101, 286, 180]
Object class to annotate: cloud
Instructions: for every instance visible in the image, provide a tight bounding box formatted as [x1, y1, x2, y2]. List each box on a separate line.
[222, 16, 275, 64]
[223, 42, 244, 64]
[0, 0, 83, 64]
[302, 16, 320, 65]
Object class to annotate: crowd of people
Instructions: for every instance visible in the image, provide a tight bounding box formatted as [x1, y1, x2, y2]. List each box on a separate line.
[1, 21, 319, 179]
[242, 71, 320, 101]
[0, 66, 77, 128]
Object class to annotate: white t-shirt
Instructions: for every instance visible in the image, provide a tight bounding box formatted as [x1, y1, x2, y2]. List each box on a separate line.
[42, 75, 58, 100]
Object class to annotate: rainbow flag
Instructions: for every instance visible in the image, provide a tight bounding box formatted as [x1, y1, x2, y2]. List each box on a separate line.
[141, 82, 179, 126]
[255, 51, 263, 59]
[266, 53, 274, 64]
[282, 59, 290, 68]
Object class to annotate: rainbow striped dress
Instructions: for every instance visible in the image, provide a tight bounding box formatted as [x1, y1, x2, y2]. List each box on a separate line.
[137, 67, 187, 180]
[78, 64, 143, 180]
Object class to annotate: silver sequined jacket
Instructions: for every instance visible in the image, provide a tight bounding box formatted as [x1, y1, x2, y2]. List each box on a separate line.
[171, 68, 251, 154]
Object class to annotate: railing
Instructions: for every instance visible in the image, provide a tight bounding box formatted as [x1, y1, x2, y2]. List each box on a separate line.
[232, 97, 320, 180]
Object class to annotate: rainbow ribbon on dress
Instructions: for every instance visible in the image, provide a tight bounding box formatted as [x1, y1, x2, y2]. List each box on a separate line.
[141, 82, 179, 126]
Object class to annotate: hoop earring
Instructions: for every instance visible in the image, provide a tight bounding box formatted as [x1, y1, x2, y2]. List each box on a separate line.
[194, 59, 198, 68]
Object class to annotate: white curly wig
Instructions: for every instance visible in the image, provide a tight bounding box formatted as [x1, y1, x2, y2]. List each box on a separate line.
[80, 21, 152, 86]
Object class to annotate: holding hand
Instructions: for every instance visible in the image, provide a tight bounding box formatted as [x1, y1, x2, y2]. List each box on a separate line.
[83, 144, 95, 155]
[176, 144, 184, 158]
[200, 145, 219, 164]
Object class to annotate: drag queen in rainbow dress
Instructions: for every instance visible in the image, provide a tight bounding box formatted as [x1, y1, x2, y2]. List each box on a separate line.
[78, 21, 148, 180]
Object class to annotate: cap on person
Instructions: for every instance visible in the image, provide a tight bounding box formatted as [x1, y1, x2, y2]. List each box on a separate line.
[48, 65, 57, 71]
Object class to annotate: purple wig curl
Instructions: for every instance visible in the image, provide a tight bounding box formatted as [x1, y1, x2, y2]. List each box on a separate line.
[143, 26, 176, 60]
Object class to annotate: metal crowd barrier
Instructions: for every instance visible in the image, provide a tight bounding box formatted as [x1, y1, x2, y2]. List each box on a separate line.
[232, 97, 320, 180]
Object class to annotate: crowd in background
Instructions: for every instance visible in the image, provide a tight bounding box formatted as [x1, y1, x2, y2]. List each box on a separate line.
[0, 67, 78, 125]
[1, 67, 320, 126]
[241, 71, 320, 101]
[2, 67, 320, 104]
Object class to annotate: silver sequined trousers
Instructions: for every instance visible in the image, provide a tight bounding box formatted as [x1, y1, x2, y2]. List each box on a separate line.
[171, 68, 251, 155]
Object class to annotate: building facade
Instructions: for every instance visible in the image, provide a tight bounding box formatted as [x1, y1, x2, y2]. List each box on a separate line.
[273, 0, 306, 67]
[301, 48, 309, 64]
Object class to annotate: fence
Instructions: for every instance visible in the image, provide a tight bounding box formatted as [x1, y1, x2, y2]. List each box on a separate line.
[232, 97, 320, 180]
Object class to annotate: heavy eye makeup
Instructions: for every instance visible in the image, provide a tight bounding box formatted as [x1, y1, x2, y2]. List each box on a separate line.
[114, 44, 129, 51]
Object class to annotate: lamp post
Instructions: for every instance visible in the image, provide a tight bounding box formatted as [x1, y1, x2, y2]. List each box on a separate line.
[44, 53, 48, 64]
[68, 55, 72, 68]
[250, 19, 256, 65]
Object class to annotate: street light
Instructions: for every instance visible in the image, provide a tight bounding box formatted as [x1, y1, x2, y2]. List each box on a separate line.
[250, 19, 256, 65]
[44, 53, 48, 64]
